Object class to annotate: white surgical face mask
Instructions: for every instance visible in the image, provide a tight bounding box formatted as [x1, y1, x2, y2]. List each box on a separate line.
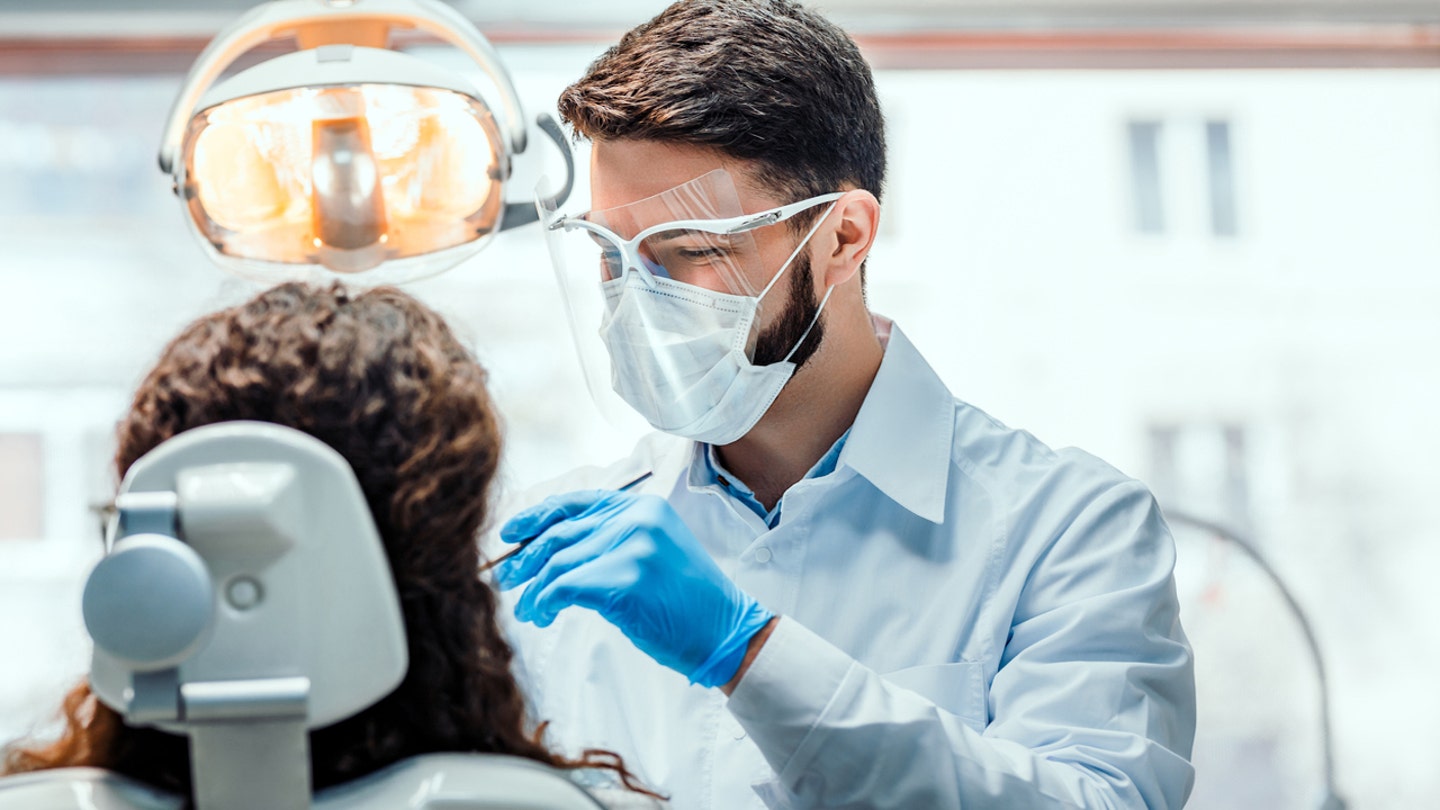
[597, 209, 836, 445]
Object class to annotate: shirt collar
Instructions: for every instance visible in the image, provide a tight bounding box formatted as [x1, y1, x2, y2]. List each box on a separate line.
[690, 427, 853, 527]
[838, 317, 955, 523]
[683, 317, 953, 525]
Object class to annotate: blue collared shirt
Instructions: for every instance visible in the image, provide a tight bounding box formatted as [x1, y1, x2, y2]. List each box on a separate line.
[499, 317, 1196, 810]
[698, 430, 850, 529]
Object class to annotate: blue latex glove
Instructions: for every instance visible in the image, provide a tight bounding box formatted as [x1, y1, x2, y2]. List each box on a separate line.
[494, 489, 774, 688]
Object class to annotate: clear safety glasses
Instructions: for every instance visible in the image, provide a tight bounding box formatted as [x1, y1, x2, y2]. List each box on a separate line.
[536, 168, 843, 427]
[548, 190, 845, 295]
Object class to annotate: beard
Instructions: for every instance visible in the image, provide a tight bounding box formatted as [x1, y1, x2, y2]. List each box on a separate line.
[750, 251, 825, 370]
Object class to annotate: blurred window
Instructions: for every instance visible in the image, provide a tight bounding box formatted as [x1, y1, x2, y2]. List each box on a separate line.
[1206, 119, 1239, 237]
[1150, 422, 1253, 534]
[0, 433, 44, 541]
[0, 78, 177, 220]
[1127, 119, 1166, 234]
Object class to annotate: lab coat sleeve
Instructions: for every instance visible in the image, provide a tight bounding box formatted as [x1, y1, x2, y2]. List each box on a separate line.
[726, 480, 1196, 809]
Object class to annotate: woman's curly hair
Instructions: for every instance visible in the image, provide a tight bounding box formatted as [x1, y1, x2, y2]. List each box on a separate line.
[3, 282, 653, 798]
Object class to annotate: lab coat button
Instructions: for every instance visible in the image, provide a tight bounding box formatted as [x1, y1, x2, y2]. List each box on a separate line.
[754, 547, 772, 564]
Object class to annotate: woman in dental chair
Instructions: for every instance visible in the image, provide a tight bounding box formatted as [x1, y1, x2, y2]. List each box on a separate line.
[1, 282, 663, 808]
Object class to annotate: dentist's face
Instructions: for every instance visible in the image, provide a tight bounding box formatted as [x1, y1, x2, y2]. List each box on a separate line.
[589, 139, 828, 369]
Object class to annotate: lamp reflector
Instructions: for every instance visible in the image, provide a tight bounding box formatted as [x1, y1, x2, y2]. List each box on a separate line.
[183, 82, 502, 279]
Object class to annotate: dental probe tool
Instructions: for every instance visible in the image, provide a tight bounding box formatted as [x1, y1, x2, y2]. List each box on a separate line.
[480, 470, 653, 573]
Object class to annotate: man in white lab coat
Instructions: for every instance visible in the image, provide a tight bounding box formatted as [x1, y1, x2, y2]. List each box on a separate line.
[491, 1, 1196, 807]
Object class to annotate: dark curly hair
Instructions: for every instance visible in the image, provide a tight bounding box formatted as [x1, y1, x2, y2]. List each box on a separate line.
[2, 282, 654, 799]
[558, 0, 886, 229]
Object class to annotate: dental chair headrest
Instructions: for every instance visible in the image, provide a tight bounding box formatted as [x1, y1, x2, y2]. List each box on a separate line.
[86, 421, 407, 731]
[75, 421, 410, 810]
[0, 421, 620, 810]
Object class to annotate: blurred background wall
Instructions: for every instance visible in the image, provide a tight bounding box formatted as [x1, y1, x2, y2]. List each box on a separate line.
[1, 2, 1437, 807]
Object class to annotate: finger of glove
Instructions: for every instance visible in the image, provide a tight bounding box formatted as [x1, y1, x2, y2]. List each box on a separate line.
[525, 557, 638, 629]
[511, 527, 621, 621]
[500, 489, 624, 545]
[494, 511, 612, 591]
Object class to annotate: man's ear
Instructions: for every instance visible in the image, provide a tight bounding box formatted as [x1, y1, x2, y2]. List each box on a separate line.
[817, 189, 880, 288]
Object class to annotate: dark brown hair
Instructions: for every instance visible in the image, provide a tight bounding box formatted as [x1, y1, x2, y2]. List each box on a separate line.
[558, 0, 887, 227]
[2, 282, 654, 799]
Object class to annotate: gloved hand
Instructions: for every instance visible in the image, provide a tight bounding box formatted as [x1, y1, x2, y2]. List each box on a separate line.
[493, 489, 774, 688]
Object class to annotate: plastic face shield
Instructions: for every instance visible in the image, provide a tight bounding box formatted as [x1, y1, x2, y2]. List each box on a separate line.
[537, 168, 841, 424]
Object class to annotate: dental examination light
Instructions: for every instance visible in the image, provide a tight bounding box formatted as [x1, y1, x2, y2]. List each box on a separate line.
[1164, 510, 1348, 810]
[159, 0, 574, 283]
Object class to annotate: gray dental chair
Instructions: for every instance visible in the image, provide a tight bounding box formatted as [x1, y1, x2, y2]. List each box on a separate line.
[0, 422, 607, 810]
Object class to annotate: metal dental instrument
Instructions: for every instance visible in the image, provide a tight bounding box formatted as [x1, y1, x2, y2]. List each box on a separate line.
[480, 470, 653, 573]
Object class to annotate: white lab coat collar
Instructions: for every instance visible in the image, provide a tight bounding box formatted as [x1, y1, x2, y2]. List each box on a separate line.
[837, 317, 955, 524]
[676, 316, 955, 525]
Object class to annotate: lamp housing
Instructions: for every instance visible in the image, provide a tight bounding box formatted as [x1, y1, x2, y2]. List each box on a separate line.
[160, 0, 573, 284]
